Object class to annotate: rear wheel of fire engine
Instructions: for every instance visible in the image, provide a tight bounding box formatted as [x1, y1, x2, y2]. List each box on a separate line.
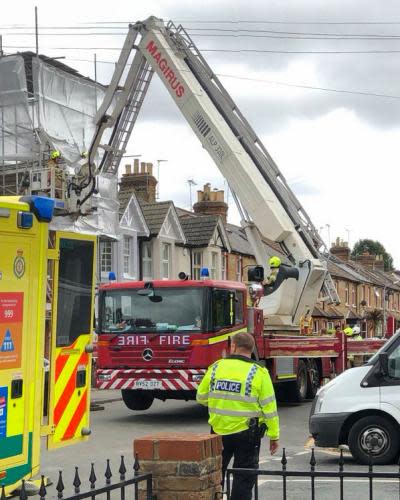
[121, 390, 154, 411]
[348, 416, 400, 465]
[306, 359, 320, 399]
[286, 360, 308, 403]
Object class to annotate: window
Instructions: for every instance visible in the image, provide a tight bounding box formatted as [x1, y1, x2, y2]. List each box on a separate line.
[142, 241, 153, 280]
[351, 285, 356, 306]
[345, 283, 349, 305]
[123, 236, 132, 276]
[100, 240, 113, 274]
[236, 256, 242, 282]
[375, 288, 379, 307]
[212, 289, 235, 331]
[162, 243, 171, 279]
[388, 345, 400, 379]
[211, 252, 219, 279]
[56, 239, 94, 347]
[235, 292, 244, 325]
[313, 319, 319, 334]
[193, 251, 202, 280]
[221, 253, 227, 280]
[361, 320, 367, 336]
[100, 287, 206, 334]
[327, 321, 334, 331]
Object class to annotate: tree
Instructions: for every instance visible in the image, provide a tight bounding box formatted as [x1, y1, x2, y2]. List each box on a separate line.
[351, 239, 394, 271]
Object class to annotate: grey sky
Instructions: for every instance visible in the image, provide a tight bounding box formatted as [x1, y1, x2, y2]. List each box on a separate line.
[2, 0, 400, 265]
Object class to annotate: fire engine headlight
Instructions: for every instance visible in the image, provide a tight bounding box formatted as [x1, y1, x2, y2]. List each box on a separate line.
[98, 373, 112, 381]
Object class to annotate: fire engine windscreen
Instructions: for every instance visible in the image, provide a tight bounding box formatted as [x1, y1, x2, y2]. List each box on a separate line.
[100, 288, 205, 334]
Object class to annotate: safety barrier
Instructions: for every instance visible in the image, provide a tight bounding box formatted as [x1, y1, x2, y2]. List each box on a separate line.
[227, 448, 400, 500]
[3, 454, 152, 500]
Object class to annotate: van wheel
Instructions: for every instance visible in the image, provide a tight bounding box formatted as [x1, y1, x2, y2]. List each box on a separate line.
[306, 360, 320, 399]
[286, 360, 308, 403]
[348, 416, 400, 465]
[121, 390, 154, 411]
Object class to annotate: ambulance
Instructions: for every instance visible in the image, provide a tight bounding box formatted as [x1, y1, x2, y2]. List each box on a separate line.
[0, 196, 96, 495]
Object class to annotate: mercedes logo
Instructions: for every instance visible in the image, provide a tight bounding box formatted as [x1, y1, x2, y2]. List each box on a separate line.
[142, 348, 153, 361]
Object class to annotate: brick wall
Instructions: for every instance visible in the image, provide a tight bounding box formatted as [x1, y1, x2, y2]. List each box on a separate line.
[134, 433, 223, 499]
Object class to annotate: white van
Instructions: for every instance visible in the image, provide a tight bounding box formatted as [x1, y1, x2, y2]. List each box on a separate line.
[309, 331, 400, 465]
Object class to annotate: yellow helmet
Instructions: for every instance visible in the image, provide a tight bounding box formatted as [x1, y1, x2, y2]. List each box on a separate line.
[50, 150, 60, 160]
[269, 256, 281, 269]
[343, 327, 353, 337]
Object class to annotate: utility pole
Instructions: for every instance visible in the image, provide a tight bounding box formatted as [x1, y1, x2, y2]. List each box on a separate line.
[35, 6, 39, 56]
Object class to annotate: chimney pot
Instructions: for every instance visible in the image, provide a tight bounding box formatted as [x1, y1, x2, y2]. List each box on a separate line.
[140, 162, 146, 174]
[125, 164, 131, 175]
[134, 159, 139, 173]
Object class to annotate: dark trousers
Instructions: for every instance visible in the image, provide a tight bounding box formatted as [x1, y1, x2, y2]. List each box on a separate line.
[221, 428, 259, 500]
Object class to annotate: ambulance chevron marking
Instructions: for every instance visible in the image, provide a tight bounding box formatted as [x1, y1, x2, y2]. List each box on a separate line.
[62, 389, 87, 441]
[54, 352, 88, 425]
[55, 339, 78, 381]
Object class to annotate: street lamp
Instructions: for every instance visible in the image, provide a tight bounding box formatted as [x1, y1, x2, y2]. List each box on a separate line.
[156, 159, 168, 200]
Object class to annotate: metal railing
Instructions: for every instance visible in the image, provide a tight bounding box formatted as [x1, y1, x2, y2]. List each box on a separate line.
[227, 448, 400, 500]
[2, 454, 152, 500]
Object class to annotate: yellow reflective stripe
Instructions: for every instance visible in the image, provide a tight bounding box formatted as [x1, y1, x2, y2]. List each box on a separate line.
[209, 407, 262, 418]
[197, 393, 208, 401]
[208, 392, 258, 403]
[208, 327, 247, 345]
[276, 374, 296, 380]
[259, 395, 276, 406]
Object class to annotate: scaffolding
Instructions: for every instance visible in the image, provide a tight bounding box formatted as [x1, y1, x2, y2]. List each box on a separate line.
[0, 52, 106, 199]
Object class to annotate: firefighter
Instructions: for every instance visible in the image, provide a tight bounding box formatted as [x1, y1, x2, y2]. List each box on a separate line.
[263, 255, 281, 286]
[196, 332, 279, 500]
[47, 150, 64, 198]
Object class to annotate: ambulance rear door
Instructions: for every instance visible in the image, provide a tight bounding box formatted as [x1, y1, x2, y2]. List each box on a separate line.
[47, 232, 96, 449]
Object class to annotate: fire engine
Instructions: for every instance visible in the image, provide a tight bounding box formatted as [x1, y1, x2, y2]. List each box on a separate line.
[88, 16, 385, 410]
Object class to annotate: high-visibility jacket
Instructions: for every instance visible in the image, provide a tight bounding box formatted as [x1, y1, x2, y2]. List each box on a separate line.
[196, 355, 279, 440]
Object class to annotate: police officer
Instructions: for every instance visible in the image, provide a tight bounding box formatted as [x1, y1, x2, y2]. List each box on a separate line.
[196, 332, 279, 500]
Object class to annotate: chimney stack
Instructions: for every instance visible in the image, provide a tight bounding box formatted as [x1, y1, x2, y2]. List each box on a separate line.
[356, 251, 376, 270]
[193, 183, 228, 223]
[330, 237, 350, 262]
[119, 160, 158, 203]
[373, 254, 385, 271]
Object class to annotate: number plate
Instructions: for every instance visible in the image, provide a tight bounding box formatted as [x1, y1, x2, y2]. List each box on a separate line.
[133, 380, 163, 390]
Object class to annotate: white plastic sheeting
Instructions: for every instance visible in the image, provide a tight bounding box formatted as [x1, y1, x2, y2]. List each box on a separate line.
[0, 56, 35, 160]
[32, 57, 108, 164]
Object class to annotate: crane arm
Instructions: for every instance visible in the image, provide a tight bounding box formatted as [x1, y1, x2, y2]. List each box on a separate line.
[83, 16, 336, 327]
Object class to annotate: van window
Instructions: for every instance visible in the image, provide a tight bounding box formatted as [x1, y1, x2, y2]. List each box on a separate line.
[388, 345, 400, 379]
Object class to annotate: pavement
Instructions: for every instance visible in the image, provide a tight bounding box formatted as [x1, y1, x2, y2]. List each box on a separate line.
[38, 392, 400, 499]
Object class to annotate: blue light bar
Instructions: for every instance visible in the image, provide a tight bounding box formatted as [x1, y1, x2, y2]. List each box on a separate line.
[20, 196, 55, 222]
[108, 272, 116, 281]
[200, 267, 210, 278]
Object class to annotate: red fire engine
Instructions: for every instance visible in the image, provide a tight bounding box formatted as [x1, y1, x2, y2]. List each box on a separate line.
[96, 279, 384, 410]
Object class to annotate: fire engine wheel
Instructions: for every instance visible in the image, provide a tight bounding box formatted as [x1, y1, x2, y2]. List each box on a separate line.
[306, 359, 320, 399]
[286, 360, 308, 403]
[348, 416, 400, 465]
[121, 389, 154, 411]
